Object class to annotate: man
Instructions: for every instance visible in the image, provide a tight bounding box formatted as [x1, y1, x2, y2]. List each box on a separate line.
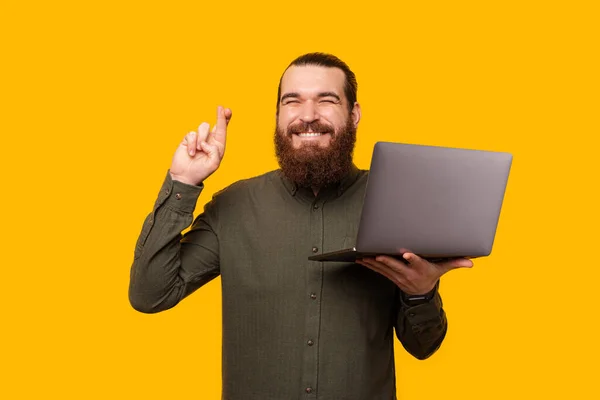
[129, 52, 473, 400]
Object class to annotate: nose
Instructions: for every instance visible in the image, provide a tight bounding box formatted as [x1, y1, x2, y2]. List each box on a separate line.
[299, 101, 319, 123]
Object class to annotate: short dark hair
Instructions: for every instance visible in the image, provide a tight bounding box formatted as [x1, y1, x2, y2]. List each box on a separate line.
[276, 52, 358, 115]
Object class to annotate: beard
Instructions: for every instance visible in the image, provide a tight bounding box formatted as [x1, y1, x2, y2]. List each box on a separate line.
[274, 118, 357, 189]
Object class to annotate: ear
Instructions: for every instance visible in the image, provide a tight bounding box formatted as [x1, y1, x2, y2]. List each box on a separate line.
[351, 102, 361, 128]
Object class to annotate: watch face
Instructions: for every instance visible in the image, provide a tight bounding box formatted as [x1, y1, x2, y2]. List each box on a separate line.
[402, 284, 437, 305]
[405, 291, 435, 305]
[407, 297, 429, 305]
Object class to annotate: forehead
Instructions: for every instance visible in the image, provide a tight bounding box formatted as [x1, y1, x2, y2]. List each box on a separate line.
[280, 65, 346, 98]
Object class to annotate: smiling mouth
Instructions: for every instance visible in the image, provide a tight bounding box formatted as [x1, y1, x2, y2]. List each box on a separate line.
[295, 132, 327, 137]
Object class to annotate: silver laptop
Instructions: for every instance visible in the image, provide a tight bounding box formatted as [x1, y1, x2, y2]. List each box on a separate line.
[308, 141, 513, 262]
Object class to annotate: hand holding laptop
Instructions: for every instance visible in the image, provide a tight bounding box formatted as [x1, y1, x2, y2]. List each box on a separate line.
[356, 252, 473, 295]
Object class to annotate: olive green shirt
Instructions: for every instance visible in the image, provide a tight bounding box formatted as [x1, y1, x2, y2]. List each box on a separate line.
[129, 165, 448, 400]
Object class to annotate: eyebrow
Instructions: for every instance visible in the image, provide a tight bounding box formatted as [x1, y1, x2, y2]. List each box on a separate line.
[280, 92, 300, 102]
[280, 92, 342, 103]
[317, 92, 341, 101]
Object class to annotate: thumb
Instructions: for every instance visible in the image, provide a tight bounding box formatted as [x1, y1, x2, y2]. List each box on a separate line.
[199, 141, 220, 163]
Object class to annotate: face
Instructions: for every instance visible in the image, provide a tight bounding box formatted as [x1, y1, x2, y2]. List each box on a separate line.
[277, 65, 360, 149]
[274, 65, 361, 188]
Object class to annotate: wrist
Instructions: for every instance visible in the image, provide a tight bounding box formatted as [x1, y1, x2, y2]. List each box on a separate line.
[403, 283, 437, 297]
[169, 172, 201, 186]
[401, 283, 438, 306]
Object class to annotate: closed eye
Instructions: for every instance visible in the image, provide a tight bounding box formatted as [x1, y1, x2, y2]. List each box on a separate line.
[318, 92, 341, 104]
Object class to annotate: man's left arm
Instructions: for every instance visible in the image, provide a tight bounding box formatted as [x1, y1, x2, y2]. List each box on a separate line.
[357, 253, 473, 360]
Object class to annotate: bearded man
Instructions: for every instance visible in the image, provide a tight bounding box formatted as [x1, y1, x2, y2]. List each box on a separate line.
[129, 52, 473, 400]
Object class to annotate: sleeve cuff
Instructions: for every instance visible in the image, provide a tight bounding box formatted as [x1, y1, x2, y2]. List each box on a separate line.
[153, 170, 204, 213]
[400, 281, 443, 324]
[403, 295, 443, 325]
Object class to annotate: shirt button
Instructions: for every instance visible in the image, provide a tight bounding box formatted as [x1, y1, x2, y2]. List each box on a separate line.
[307, 339, 314, 346]
[312, 247, 318, 253]
[310, 293, 317, 300]
[305, 387, 313, 394]
[313, 204, 319, 210]
[175, 193, 182, 200]
[165, 189, 170, 195]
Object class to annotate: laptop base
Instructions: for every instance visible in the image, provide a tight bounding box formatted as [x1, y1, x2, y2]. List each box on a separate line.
[308, 248, 466, 264]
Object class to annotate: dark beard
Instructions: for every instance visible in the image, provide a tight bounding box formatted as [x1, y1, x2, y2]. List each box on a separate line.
[274, 119, 356, 189]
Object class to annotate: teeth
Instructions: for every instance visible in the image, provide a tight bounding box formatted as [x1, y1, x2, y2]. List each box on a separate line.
[297, 132, 323, 137]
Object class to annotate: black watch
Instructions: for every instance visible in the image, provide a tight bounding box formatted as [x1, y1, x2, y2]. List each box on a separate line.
[402, 286, 436, 306]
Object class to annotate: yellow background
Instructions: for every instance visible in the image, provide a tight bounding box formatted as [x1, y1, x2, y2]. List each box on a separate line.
[2, 0, 598, 398]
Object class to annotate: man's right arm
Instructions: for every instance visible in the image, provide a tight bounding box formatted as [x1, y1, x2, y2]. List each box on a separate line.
[129, 105, 231, 313]
[128, 171, 221, 313]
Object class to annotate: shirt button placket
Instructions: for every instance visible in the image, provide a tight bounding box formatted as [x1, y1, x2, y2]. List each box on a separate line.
[303, 198, 324, 398]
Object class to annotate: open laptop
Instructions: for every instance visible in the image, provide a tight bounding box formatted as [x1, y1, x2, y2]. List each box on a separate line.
[308, 141, 513, 262]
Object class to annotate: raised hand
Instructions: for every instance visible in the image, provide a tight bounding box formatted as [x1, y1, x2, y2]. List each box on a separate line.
[169, 106, 232, 186]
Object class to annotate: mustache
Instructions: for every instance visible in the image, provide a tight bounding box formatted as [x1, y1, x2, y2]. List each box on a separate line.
[287, 121, 335, 135]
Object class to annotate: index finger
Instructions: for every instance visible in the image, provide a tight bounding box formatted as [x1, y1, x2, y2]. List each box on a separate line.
[213, 105, 232, 144]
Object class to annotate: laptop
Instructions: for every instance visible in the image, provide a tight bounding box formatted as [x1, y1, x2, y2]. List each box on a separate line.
[308, 141, 513, 262]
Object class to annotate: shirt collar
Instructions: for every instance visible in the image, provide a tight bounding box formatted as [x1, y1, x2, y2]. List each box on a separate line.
[279, 163, 361, 198]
